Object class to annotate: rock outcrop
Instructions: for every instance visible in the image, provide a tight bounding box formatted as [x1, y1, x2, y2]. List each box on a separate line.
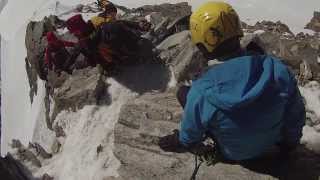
[25, 15, 66, 102]
[305, 11, 320, 32]
[157, 31, 207, 83]
[0, 154, 35, 180]
[16, 2, 320, 180]
[113, 91, 320, 180]
[46, 66, 109, 130]
[246, 20, 294, 35]
[120, 2, 191, 45]
[242, 25, 320, 82]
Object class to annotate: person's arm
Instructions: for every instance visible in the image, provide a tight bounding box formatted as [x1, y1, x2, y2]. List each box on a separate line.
[179, 88, 217, 147]
[281, 82, 306, 151]
[62, 40, 76, 47]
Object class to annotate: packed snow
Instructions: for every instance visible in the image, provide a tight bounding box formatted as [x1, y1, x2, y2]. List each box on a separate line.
[33, 78, 137, 179]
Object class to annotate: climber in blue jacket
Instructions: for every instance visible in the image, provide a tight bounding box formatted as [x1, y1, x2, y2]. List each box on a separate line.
[159, 2, 306, 161]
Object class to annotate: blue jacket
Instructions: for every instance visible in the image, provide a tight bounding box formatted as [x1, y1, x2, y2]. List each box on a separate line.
[179, 55, 305, 160]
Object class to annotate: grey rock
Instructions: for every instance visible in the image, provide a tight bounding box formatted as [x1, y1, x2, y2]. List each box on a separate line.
[53, 125, 66, 138]
[11, 139, 23, 149]
[299, 60, 313, 85]
[241, 31, 320, 81]
[17, 148, 41, 168]
[41, 173, 54, 180]
[133, 2, 191, 22]
[305, 11, 320, 32]
[114, 91, 320, 180]
[28, 142, 52, 159]
[49, 66, 109, 129]
[0, 154, 35, 180]
[120, 2, 191, 45]
[51, 139, 61, 154]
[157, 31, 207, 82]
[306, 110, 320, 126]
[249, 20, 294, 35]
[25, 16, 59, 102]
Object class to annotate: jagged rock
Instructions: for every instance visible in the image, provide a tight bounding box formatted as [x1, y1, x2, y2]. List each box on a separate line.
[16, 148, 42, 168]
[157, 31, 207, 82]
[11, 139, 24, 149]
[25, 16, 60, 102]
[114, 91, 320, 180]
[241, 30, 320, 80]
[133, 2, 191, 21]
[10, 140, 42, 168]
[305, 11, 320, 32]
[306, 111, 320, 126]
[0, 154, 35, 180]
[252, 20, 294, 35]
[51, 139, 61, 154]
[28, 142, 52, 159]
[120, 3, 191, 45]
[41, 173, 54, 180]
[299, 60, 313, 85]
[49, 66, 109, 129]
[53, 125, 66, 137]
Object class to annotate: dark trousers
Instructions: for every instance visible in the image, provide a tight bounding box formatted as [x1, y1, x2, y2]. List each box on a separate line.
[176, 85, 191, 108]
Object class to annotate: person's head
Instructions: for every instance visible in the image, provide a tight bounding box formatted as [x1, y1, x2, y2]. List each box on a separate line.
[66, 14, 93, 38]
[98, 0, 117, 18]
[190, 2, 243, 60]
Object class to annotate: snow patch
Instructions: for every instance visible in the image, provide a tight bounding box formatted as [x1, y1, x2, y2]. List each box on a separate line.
[299, 81, 320, 118]
[253, 30, 265, 35]
[300, 81, 320, 154]
[302, 126, 320, 153]
[34, 78, 137, 180]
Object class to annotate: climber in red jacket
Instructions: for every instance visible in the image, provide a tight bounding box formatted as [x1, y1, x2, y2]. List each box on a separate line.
[44, 31, 76, 73]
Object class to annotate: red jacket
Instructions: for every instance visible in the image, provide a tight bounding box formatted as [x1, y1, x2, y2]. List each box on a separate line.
[45, 32, 76, 69]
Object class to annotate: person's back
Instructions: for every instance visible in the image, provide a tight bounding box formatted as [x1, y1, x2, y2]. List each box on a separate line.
[159, 1, 305, 161]
[181, 54, 305, 160]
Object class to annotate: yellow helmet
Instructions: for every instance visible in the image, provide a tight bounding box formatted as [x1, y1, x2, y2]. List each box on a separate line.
[190, 1, 243, 53]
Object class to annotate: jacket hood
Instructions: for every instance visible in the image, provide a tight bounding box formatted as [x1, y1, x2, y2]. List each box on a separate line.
[199, 55, 292, 111]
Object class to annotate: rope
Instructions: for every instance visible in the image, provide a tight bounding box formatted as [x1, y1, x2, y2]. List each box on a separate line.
[190, 154, 203, 180]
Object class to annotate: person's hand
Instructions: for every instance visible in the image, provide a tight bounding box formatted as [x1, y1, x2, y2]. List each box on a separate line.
[158, 129, 188, 153]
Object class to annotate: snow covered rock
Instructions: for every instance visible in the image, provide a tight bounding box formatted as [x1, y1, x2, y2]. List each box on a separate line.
[305, 11, 320, 32]
[242, 26, 320, 81]
[120, 2, 191, 45]
[131, 2, 191, 22]
[47, 66, 109, 130]
[242, 21, 294, 36]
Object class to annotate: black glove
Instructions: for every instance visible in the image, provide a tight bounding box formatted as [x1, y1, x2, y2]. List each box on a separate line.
[158, 129, 188, 153]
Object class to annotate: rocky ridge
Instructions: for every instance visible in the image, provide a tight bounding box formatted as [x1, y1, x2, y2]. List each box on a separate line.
[3, 2, 320, 180]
